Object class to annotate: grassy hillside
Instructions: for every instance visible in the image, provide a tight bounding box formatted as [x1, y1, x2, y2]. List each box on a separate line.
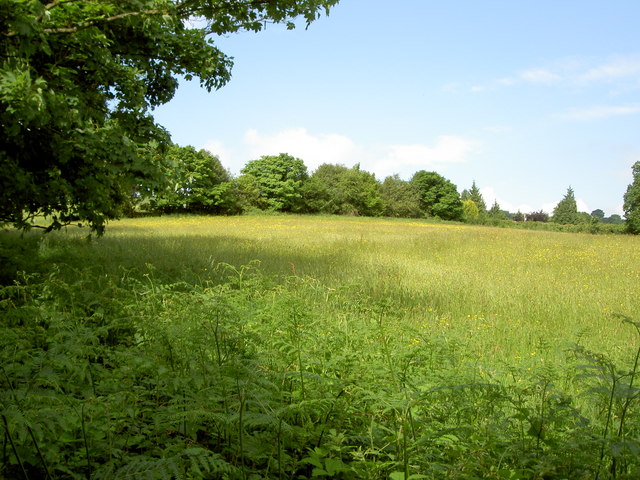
[2, 215, 639, 479]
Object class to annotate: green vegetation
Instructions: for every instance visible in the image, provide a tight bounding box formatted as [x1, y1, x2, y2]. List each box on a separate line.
[553, 187, 579, 225]
[410, 171, 463, 221]
[2, 215, 639, 478]
[0, 0, 338, 233]
[624, 161, 640, 234]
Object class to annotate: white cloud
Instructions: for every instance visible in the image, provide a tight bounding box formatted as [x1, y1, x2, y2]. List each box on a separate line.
[481, 186, 555, 215]
[519, 68, 563, 85]
[556, 104, 640, 121]
[201, 139, 233, 167]
[494, 54, 640, 89]
[580, 55, 640, 83]
[243, 127, 361, 172]
[576, 198, 590, 213]
[379, 136, 475, 172]
[239, 128, 476, 179]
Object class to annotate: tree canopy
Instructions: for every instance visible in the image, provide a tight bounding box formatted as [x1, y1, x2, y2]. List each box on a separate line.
[302, 163, 385, 216]
[410, 171, 463, 221]
[380, 174, 421, 218]
[623, 161, 640, 234]
[552, 187, 579, 224]
[0, 0, 338, 233]
[150, 145, 239, 214]
[239, 153, 308, 212]
[461, 181, 487, 215]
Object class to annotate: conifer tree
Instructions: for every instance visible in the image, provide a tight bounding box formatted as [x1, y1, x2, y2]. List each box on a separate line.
[552, 187, 579, 224]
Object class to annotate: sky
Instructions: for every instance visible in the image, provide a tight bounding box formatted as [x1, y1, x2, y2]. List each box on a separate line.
[153, 0, 640, 216]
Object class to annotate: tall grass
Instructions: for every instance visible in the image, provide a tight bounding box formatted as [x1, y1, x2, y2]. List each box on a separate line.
[81, 215, 640, 364]
[2, 214, 639, 479]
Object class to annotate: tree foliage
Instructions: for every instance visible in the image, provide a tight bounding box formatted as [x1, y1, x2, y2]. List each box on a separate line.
[552, 187, 579, 224]
[488, 200, 508, 220]
[462, 199, 480, 223]
[380, 175, 421, 218]
[461, 181, 487, 215]
[526, 210, 549, 222]
[410, 171, 463, 220]
[624, 161, 640, 234]
[239, 153, 308, 212]
[151, 145, 239, 214]
[302, 164, 385, 216]
[0, 0, 338, 233]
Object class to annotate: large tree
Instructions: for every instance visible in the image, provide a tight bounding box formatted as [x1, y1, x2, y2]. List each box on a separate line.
[239, 153, 308, 212]
[151, 145, 239, 214]
[0, 0, 338, 234]
[302, 163, 385, 216]
[410, 170, 463, 221]
[624, 160, 640, 234]
[380, 174, 421, 218]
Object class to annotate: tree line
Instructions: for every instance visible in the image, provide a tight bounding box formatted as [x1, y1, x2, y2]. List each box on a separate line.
[127, 145, 637, 231]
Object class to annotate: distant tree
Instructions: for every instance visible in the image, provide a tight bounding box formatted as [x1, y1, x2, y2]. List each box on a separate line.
[513, 211, 525, 222]
[410, 171, 463, 221]
[380, 175, 421, 218]
[462, 200, 480, 223]
[623, 161, 640, 234]
[590, 209, 605, 221]
[552, 187, 579, 224]
[239, 153, 308, 212]
[488, 200, 508, 220]
[576, 212, 593, 224]
[302, 164, 384, 216]
[152, 145, 238, 214]
[461, 181, 487, 216]
[526, 210, 549, 222]
[603, 214, 624, 225]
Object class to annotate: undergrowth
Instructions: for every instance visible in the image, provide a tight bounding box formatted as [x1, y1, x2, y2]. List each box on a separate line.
[1, 254, 639, 479]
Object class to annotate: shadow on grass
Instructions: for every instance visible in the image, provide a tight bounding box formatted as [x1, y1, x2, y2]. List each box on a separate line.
[0, 226, 363, 289]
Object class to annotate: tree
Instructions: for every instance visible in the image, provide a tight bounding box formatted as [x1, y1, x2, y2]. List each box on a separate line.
[461, 181, 487, 216]
[410, 171, 463, 221]
[151, 145, 239, 214]
[488, 200, 507, 220]
[302, 164, 385, 216]
[239, 153, 308, 212]
[604, 214, 624, 225]
[462, 199, 480, 223]
[552, 187, 579, 224]
[526, 210, 549, 222]
[624, 161, 640, 234]
[380, 175, 421, 218]
[590, 209, 605, 221]
[0, 0, 338, 234]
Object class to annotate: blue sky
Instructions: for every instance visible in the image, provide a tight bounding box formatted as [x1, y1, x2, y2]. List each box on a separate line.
[154, 0, 640, 216]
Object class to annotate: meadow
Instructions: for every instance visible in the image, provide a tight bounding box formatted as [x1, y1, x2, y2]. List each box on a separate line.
[1, 215, 640, 479]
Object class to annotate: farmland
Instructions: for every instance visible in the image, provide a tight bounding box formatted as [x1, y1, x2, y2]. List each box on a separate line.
[2, 215, 640, 479]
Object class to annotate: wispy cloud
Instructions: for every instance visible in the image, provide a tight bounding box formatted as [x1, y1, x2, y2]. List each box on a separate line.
[580, 56, 640, 83]
[498, 54, 640, 88]
[519, 68, 563, 85]
[556, 104, 640, 121]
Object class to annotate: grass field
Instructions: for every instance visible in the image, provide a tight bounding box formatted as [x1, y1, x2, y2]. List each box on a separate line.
[83, 215, 639, 362]
[2, 214, 640, 479]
